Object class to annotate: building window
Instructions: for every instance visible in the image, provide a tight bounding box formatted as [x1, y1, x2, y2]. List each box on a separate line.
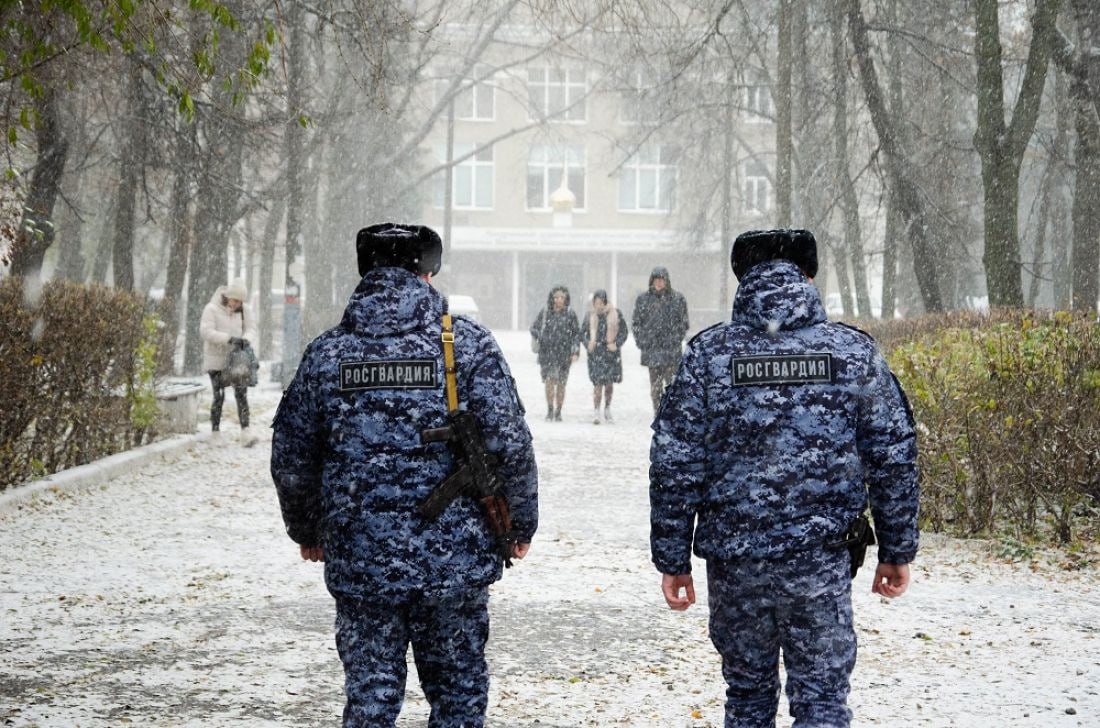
[433, 143, 494, 210]
[620, 68, 660, 125]
[435, 68, 495, 121]
[527, 67, 587, 122]
[618, 145, 678, 212]
[743, 84, 773, 122]
[743, 162, 771, 214]
[526, 144, 586, 210]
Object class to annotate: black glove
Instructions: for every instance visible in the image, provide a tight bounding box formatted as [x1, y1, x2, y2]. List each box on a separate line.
[229, 336, 248, 347]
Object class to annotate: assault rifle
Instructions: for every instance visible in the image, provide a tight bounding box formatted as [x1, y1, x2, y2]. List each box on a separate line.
[419, 411, 517, 567]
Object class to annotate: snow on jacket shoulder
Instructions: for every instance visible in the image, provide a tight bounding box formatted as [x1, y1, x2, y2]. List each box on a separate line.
[649, 259, 919, 574]
[270, 267, 538, 599]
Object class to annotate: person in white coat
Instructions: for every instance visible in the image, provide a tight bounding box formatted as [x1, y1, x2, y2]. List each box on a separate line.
[200, 278, 257, 443]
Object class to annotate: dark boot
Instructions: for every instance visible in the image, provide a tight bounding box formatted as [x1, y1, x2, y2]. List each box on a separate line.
[209, 371, 224, 432]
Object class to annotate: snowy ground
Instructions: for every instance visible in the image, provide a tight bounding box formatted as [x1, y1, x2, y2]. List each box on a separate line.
[1, 329, 1099, 727]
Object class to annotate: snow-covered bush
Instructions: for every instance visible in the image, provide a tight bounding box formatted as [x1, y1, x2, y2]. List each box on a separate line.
[877, 310, 1100, 546]
[0, 277, 158, 490]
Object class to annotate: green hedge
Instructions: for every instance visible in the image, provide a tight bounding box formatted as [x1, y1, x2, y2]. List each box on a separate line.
[865, 310, 1100, 546]
[0, 277, 159, 490]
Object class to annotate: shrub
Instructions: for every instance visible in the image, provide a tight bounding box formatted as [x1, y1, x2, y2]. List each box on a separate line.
[0, 277, 160, 490]
[877, 310, 1100, 545]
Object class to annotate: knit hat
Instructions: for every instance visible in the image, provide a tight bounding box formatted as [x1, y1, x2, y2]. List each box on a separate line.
[356, 223, 443, 277]
[225, 278, 247, 301]
[731, 229, 818, 280]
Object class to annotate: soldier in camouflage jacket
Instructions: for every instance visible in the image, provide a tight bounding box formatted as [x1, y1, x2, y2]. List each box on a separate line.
[650, 229, 919, 728]
[271, 224, 538, 727]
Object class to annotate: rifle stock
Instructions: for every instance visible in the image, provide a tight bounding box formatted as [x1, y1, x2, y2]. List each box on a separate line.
[418, 411, 516, 566]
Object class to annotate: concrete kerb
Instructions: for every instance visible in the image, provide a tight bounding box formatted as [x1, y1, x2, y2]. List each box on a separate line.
[0, 432, 216, 514]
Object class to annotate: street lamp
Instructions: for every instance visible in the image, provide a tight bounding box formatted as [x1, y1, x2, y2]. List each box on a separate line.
[550, 171, 575, 228]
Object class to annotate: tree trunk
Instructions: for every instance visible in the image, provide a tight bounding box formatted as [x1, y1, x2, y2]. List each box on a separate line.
[257, 198, 285, 359]
[54, 92, 89, 282]
[719, 82, 734, 314]
[846, 0, 943, 312]
[1074, 0, 1100, 120]
[1051, 16, 1099, 313]
[88, 198, 116, 285]
[182, 3, 248, 374]
[111, 55, 146, 292]
[162, 117, 195, 348]
[978, 152, 1027, 306]
[8, 87, 68, 277]
[973, 0, 1060, 307]
[157, 150, 193, 375]
[284, 0, 309, 354]
[827, 232, 855, 317]
[775, 0, 793, 227]
[879, 0, 904, 319]
[1071, 72, 1100, 313]
[1027, 165, 1054, 307]
[1071, 0, 1100, 313]
[831, 0, 871, 317]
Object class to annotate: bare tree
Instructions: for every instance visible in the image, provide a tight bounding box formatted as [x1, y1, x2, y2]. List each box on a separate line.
[973, 0, 1061, 307]
[7, 85, 68, 277]
[847, 0, 943, 312]
[830, 0, 871, 316]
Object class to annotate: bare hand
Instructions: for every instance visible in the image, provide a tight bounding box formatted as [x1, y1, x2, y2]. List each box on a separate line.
[661, 573, 695, 611]
[300, 545, 324, 562]
[608, 343, 617, 352]
[871, 562, 910, 598]
[511, 542, 531, 560]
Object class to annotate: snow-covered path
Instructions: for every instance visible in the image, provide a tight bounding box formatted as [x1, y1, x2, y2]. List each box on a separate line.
[1, 330, 1098, 727]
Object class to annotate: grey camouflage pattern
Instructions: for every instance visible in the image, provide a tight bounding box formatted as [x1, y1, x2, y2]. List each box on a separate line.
[649, 258, 919, 727]
[335, 586, 490, 727]
[270, 266, 538, 598]
[650, 259, 919, 575]
[707, 548, 855, 727]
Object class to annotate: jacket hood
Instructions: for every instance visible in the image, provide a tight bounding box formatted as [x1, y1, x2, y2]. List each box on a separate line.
[340, 267, 443, 336]
[648, 267, 673, 292]
[208, 285, 231, 307]
[732, 259, 827, 332]
[545, 285, 571, 310]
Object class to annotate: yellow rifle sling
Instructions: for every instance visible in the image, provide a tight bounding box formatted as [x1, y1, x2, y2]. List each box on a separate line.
[441, 313, 459, 413]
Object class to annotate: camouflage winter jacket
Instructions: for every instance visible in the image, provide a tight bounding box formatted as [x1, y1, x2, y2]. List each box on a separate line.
[271, 267, 538, 598]
[649, 260, 919, 574]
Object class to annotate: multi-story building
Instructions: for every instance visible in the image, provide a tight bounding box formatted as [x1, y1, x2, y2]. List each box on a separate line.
[418, 27, 776, 332]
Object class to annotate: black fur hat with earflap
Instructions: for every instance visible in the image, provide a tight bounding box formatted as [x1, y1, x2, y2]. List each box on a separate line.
[356, 223, 443, 277]
[730, 229, 818, 281]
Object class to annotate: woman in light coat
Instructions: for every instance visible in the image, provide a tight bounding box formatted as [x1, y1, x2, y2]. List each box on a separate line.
[580, 289, 628, 424]
[200, 278, 256, 442]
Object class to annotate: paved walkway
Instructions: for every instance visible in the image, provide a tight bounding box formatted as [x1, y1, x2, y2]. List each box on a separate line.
[1, 331, 1098, 726]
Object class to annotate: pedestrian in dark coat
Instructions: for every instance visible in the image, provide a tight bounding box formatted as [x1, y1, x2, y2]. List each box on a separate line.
[271, 223, 538, 727]
[631, 267, 689, 413]
[579, 289, 628, 424]
[530, 285, 580, 421]
[650, 229, 919, 728]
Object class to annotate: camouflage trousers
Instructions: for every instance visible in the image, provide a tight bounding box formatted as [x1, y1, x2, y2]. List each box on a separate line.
[706, 547, 855, 728]
[334, 586, 490, 727]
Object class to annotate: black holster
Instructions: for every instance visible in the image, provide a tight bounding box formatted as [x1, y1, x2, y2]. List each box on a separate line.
[829, 512, 877, 579]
